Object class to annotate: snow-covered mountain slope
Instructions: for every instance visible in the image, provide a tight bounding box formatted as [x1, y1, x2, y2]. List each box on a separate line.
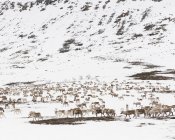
[0, 0, 175, 85]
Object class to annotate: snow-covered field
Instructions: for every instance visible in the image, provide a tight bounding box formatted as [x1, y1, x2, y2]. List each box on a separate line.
[0, 80, 175, 140]
[1, 0, 175, 140]
[1, 116, 175, 140]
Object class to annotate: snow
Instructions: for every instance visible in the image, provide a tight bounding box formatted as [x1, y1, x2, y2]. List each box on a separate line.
[1, 0, 175, 140]
[0, 118, 175, 140]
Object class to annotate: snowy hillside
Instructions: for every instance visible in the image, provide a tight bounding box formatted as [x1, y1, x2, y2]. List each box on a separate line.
[0, 0, 175, 84]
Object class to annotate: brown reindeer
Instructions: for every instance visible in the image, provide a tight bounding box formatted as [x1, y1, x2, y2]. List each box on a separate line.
[73, 108, 83, 118]
[62, 101, 69, 107]
[28, 111, 43, 121]
[0, 112, 5, 118]
[121, 110, 137, 119]
[135, 109, 147, 118]
[103, 108, 116, 117]
[92, 108, 104, 117]
[0, 107, 4, 112]
[161, 106, 173, 117]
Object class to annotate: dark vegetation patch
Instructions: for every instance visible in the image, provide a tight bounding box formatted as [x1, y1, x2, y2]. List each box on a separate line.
[116, 20, 126, 35]
[36, 0, 57, 5]
[59, 39, 75, 53]
[29, 117, 116, 125]
[144, 64, 162, 69]
[114, 11, 129, 24]
[128, 61, 162, 69]
[164, 69, 175, 75]
[81, 2, 92, 11]
[19, 34, 27, 38]
[59, 39, 83, 53]
[0, 1, 36, 12]
[129, 61, 144, 66]
[1, 0, 162, 14]
[129, 71, 174, 80]
[114, 58, 124, 62]
[28, 34, 36, 39]
[123, 66, 132, 69]
[0, 0, 59, 14]
[136, 122, 155, 127]
[117, 0, 126, 3]
[64, 0, 69, 4]
[11, 65, 25, 69]
[141, 8, 151, 22]
[152, 0, 162, 2]
[113, 11, 129, 35]
[98, 15, 107, 26]
[107, 13, 115, 24]
[94, 4, 99, 10]
[132, 33, 143, 38]
[37, 58, 48, 62]
[10, 50, 29, 57]
[92, 56, 107, 61]
[144, 24, 155, 31]
[90, 29, 105, 36]
[42, 24, 48, 30]
[117, 11, 129, 19]
[5, 81, 35, 86]
[102, 0, 110, 9]
[0, 47, 8, 52]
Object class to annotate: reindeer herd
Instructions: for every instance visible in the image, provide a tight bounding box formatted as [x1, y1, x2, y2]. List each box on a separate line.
[0, 80, 175, 122]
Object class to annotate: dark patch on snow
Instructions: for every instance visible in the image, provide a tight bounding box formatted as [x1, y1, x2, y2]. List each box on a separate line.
[5, 81, 35, 86]
[0, 47, 8, 52]
[129, 71, 174, 80]
[81, 2, 92, 11]
[29, 117, 116, 125]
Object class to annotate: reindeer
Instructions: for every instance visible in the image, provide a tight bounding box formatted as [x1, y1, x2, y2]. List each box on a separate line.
[62, 101, 69, 107]
[118, 96, 124, 100]
[65, 109, 74, 118]
[135, 108, 147, 118]
[0, 112, 5, 118]
[55, 109, 65, 118]
[11, 108, 21, 115]
[12, 102, 16, 109]
[5, 103, 10, 109]
[170, 105, 175, 111]
[133, 102, 141, 107]
[148, 107, 162, 118]
[141, 93, 147, 99]
[149, 101, 159, 107]
[0, 107, 4, 112]
[92, 107, 104, 117]
[73, 108, 83, 118]
[161, 106, 173, 117]
[81, 109, 92, 116]
[77, 103, 87, 109]
[103, 108, 116, 117]
[120, 110, 137, 119]
[28, 111, 43, 121]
